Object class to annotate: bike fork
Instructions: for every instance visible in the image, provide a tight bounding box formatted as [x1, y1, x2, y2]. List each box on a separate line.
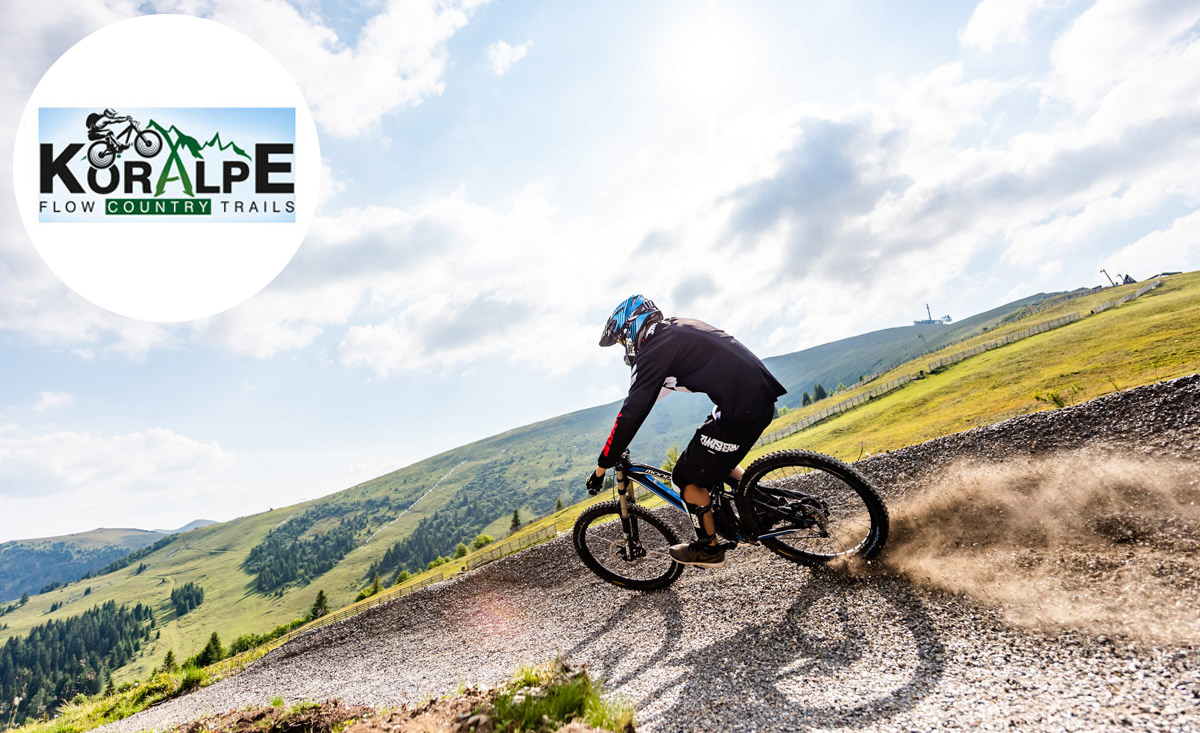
[616, 468, 640, 554]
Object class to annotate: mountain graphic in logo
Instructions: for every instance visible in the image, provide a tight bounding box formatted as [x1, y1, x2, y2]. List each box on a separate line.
[199, 132, 251, 160]
[146, 120, 253, 196]
[148, 121, 251, 161]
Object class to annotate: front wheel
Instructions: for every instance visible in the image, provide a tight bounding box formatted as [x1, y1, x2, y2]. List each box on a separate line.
[572, 501, 685, 590]
[135, 129, 162, 157]
[736, 450, 888, 566]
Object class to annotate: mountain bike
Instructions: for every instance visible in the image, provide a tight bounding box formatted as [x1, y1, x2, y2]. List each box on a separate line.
[88, 118, 163, 169]
[572, 449, 888, 590]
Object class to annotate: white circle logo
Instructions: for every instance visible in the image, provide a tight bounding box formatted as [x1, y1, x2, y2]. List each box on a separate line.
[12, 15, 320, 322]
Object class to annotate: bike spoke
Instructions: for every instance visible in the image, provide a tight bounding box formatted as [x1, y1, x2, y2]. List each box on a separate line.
[579, 508, 679, 583]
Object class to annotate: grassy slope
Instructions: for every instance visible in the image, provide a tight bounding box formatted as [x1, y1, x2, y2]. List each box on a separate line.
[761, 291, 1051, 406]
[0, 288, 1098, 681]
[747, 272, 1199, 464]
[0, 529, 168, 602]
[4, 528, 166, 551]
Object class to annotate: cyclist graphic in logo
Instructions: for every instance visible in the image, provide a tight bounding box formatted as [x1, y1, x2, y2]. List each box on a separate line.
[85, 108, 163, 169]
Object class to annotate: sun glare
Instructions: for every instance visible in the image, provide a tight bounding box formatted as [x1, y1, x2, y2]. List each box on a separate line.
[662, 2, 756, 139]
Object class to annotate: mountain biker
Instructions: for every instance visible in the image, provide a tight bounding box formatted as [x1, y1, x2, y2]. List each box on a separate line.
[85, 108, 130, 150]
[586, 295, 787, 568]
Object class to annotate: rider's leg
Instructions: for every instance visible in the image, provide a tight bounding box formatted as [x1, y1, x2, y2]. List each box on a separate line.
[681, 483, 718, 545]
[682, 467, 744, 543]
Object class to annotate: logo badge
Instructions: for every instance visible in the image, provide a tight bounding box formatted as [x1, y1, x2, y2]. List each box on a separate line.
[39, 107, 296, 222]
[13, 16, 320, 322]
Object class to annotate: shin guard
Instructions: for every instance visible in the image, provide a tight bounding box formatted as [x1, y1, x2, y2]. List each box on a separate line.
[685, 500, 716, 543]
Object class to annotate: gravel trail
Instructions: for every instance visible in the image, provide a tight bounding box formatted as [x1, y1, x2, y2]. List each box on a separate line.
[106, 376, 1200, 732]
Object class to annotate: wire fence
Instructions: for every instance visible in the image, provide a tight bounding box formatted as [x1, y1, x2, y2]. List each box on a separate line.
[463, 525, 558, 570]
[754, 374, 915, 447]
[258, 569, 447, 649]
[998, 286, 1104, 326]
[928, 313, 1081, 371]
[1094, 279, 1161, 314]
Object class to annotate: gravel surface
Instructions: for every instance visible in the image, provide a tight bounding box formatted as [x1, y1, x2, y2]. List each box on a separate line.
[106, 376, 1200, 733]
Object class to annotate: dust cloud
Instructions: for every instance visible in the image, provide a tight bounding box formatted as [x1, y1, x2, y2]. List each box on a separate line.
[877, 450, 1200, 643]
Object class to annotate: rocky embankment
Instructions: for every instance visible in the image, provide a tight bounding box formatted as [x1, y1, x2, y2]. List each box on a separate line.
[107, 376, 1200, 732]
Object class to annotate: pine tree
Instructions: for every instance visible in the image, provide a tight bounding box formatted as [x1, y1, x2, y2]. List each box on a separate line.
[161, 650, 177, 673]
[310, 590, 329, 619]
[196, 632, 224, 667]
[801, 391, 812, 406]
[370, 572, 381, 596]
[555, 498, 564, 511]
[814, 384, 827, 400]
[104, 673, 115, 696]
[509, 509, 521, 534]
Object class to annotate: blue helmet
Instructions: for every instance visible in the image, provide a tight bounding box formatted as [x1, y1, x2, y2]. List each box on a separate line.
[600, 295, 663, 365]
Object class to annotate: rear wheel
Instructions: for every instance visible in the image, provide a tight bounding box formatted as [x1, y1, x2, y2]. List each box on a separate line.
[736, 450, 888, 565]
[88, 141, 115, 168]
[572, 501, 685, 590]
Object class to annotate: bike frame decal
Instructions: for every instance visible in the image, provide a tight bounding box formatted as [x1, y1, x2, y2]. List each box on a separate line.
[624, 466, 688, 513]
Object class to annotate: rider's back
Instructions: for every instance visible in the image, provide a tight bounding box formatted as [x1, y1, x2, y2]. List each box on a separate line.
[637, 317, 786, 426]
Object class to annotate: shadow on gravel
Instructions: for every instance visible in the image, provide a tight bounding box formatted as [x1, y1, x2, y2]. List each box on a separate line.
[567, 575, 944, 731]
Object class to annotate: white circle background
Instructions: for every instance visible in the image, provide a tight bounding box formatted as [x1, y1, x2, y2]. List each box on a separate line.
[13, 15, 320, 322]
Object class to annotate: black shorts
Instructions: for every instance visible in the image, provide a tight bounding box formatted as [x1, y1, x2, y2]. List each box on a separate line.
[671, 409, 773, 489]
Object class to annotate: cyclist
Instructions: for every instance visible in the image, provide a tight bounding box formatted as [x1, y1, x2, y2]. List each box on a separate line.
[85, 108, 130, 151]
[585, 295, 787, 568]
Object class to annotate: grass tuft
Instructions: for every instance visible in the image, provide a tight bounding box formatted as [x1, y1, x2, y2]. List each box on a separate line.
[491, 659, 633, 732]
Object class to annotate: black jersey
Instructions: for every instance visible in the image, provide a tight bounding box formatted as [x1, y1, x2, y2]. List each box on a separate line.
[598, 318, 786, 468]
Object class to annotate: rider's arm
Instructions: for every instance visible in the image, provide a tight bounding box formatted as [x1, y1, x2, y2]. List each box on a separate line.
[596, 354, 672, 469]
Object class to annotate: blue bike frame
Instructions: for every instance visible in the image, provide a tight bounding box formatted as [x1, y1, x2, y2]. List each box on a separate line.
[620, 462, 686, 510]
[618, 461, 804, 544]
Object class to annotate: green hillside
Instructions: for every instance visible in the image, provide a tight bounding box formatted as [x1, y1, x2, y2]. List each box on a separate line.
[0, 529, 167, 602]
[748, 272, 1199, 463]
[762, 291, 1054, 406]
[0, 288, 1084, 683]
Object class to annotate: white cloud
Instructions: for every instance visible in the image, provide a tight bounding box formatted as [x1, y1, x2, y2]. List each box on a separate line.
[487, 39, 532, 75]
[4, 0, 1200, 384]
[1107, 209, 1200, 277]
[33, 391, 74, 411]
[166, 0, 1200, 373]
[1047, 0, 1200, 110]
[960, 0, 1051, 51]
[170, 0, 490, 137]
[0, 427, 233, 497]
[0, 425, 240, 539]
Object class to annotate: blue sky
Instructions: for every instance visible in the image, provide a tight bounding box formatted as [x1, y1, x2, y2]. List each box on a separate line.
[2, 0, 1199, 540]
